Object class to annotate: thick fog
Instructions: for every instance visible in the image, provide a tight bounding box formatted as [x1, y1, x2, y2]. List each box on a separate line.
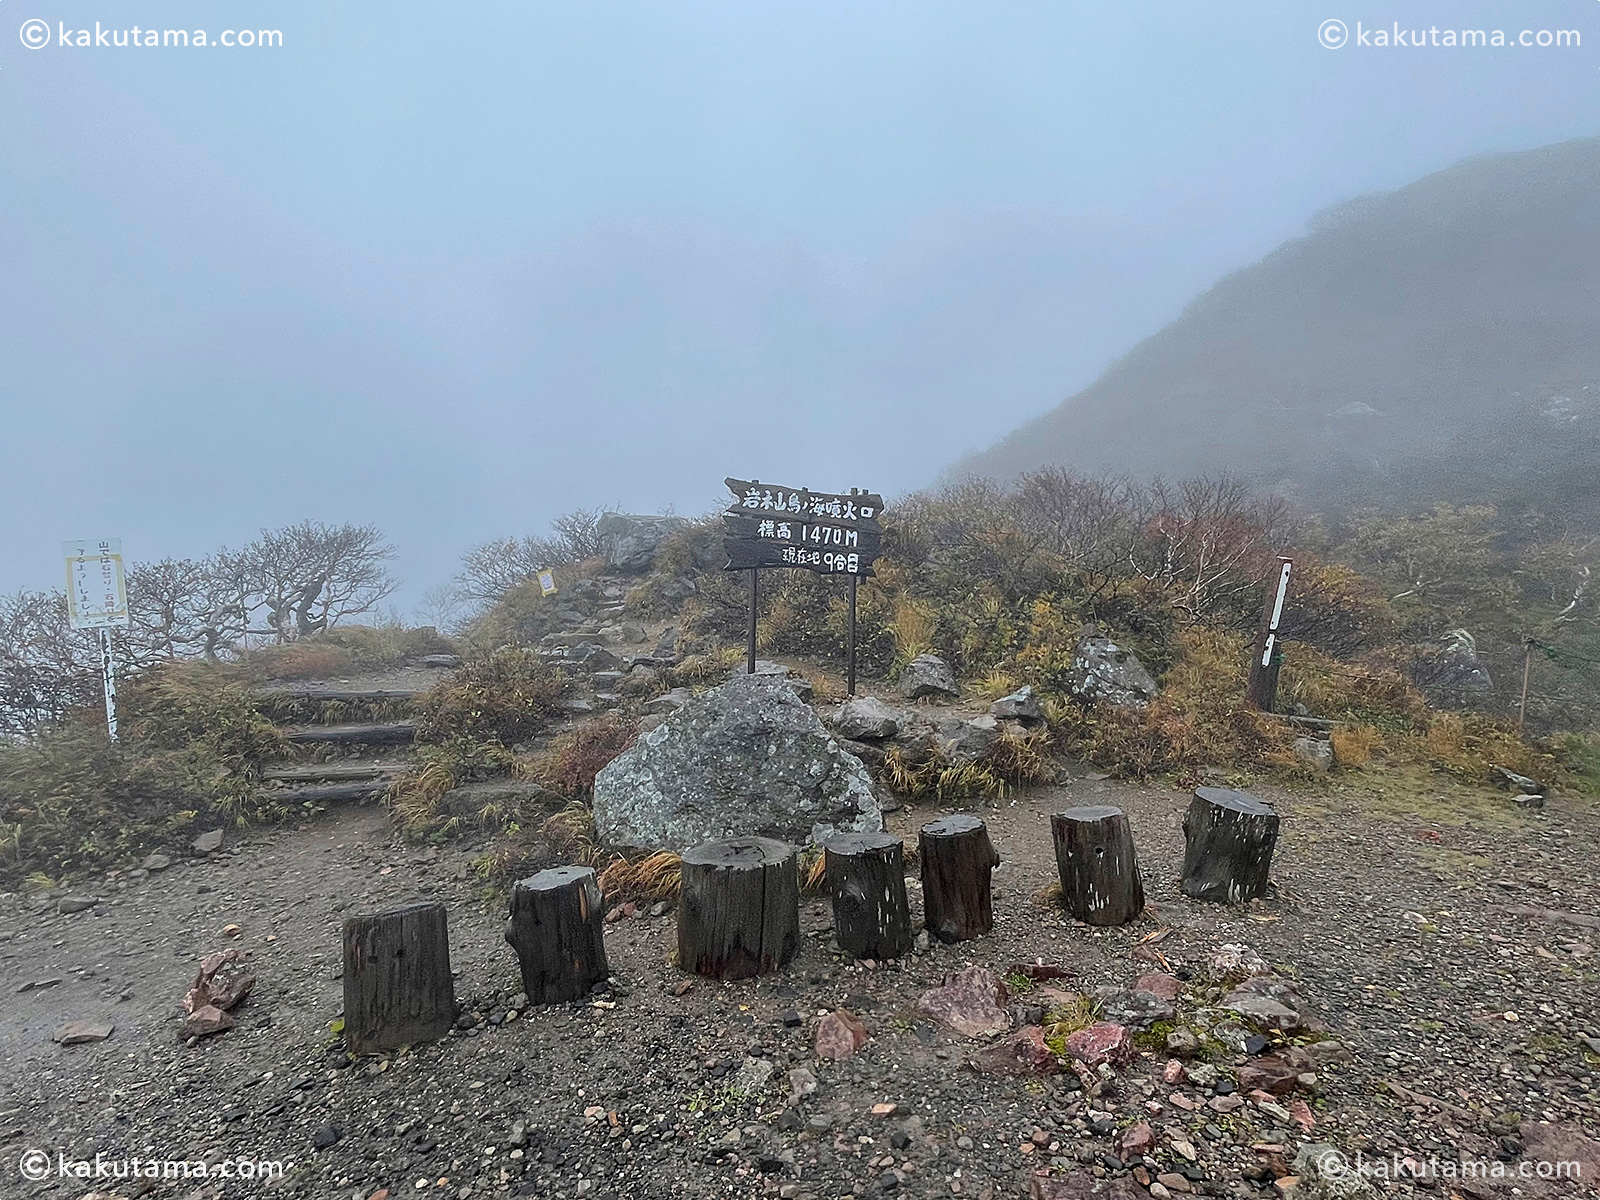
[2, 0, 1594, 610]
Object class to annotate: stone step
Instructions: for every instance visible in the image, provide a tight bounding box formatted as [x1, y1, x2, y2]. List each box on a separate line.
[282, 722, 416, 745]
[265, 780, 391, 803]
[259, 689, 420, 703]
[262, 761, 410, 783]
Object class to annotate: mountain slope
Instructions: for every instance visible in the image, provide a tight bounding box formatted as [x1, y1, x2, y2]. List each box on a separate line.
[954, 135, 1600, 523]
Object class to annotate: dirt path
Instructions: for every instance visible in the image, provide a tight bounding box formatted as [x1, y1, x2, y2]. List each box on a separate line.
[2, 773, 1598, 1199]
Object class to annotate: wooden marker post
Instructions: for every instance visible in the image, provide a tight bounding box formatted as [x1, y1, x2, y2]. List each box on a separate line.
[748, 567, 759, 675]
[342, 902, 456, 1053]
[678, 837, 800, 979]
[504, 866, 609, 1005]
[919, 815, 1000, 943]
[1050, 805, 1145, 926]
[1246, 558, 1293, 712]
[824, 832, 911, 959]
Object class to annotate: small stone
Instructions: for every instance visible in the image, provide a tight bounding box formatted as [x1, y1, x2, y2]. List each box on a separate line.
[57, 896, 99, 914]
[1165, 1029, 1200, 1056]
[815, 1009, 868, 1061]
[1064, 1023, 1132, 1067]
[870, 1103, 898, 1118]
[53, 1020, 114, 1045]
[1119, 1121, 1154, 1157]
[1155, 1173, 1192, 1194]
[192, 829, 224, 854]
[311, 1123, 341, 1150]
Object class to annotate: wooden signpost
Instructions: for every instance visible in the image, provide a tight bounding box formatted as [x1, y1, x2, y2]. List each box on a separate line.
[723, 478, 884, 696]
[1246, 557, 1293, 712]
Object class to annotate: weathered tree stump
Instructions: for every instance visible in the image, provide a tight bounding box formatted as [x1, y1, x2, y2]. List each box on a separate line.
[1180, 787, 1280, 903]
[504, 866, 610, 1005]
[342, 902, 456, 1054]
[677, 837, 800, 979]
[919, 815, 1000, 943]
[1051, 805, 1146, 926]
[824, 832, 912, 960]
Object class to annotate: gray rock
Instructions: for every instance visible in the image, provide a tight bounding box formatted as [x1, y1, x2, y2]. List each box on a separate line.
[1091, 986, 1176, 1030]
[419, 653, 461, 669]
[988, 686, 1043, 723]
[192, 829, 224, 855]
[1491, 765, 1544, 794]
[54, 1020, 114, 1045]
[436, 781, 565, 823]
[562, 697, 595, 715]
[1408, 628, 1494, 705]
[591, 670, 625, 691]
[653, 627, 680, 660]
[753, 660, 814, 702]
[899, 654, 958, 701]
[732, 1056, 775, 1094]
[1292, 736, 1333, 772]
[643, 688, 692, 715]
[140, 853, 171, 872]
[57, 896, 98, 915]
[618, 623, 648, 645]
[597, 512, 688, 573]
[831, 697, 902, 741]
[569, 642, 621, 672]
[933, 715, 1000, 764]
[1066, 628, 1157, 708]
[593, 673, 881, 852]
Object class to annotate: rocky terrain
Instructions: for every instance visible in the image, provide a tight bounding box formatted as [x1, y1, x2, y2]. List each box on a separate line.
[4, 762, 1599, 1200]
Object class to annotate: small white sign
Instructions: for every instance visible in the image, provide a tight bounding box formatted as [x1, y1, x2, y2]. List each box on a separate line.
[537, 569, 558, 597]
[64, 538, 130, 630]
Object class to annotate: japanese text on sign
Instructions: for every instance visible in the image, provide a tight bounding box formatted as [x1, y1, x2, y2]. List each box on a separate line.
[63, 539, 130, 630]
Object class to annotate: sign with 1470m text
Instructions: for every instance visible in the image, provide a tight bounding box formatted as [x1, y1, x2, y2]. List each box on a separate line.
[722, 478, 885, 575]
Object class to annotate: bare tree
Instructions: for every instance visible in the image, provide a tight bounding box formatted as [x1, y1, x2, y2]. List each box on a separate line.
[126, 556, 247, 665]
[0, 590, 101, 738]
[236, 522, 398, 642]
[415, 582, 471, 634]
[456, 508, 610, 604]
[1129, 475, 1288, 619]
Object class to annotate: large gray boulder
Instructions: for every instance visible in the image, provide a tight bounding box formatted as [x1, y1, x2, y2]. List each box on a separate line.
[597, 512, 688, 573]
[899, 654, 958, 700]
[1067, 629, 1158, 708]
[593, 674, 881, 852]
[989, 685, 1043, 723]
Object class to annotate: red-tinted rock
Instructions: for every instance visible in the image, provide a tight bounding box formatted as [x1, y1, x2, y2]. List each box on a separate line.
[815, 1009, 868, 1061]
[976, 1025, 1060, 1075]
[916, 967, 1009, 1038]
[179, 1004, 235, 1039]
[1133, 972, 1182, 1002]
[1237, 1054, 1301, 1096]
[1162, 1058, 1186, 1084]
[184, 948, 255, 1013]
[1062, 1021, 1133, 1067]
[1119, 1120, 1155, 1157]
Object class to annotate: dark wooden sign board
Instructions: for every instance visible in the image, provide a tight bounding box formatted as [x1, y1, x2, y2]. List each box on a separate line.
[723, 478, 884, 696]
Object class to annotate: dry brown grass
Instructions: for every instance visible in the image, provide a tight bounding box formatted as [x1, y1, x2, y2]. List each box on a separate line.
[597, 851, 682, 903]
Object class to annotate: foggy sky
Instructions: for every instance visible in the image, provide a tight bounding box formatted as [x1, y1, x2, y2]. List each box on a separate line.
[2, 1, 1596, 613]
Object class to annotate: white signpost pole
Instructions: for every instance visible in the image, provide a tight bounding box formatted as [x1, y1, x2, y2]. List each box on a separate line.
[63, 539, 131, 743]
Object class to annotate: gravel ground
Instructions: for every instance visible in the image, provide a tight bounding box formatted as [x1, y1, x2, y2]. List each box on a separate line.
[3, 770, 1599, 1200]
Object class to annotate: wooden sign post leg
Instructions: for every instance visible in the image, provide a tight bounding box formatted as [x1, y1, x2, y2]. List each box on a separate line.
[847, 574, 858, 698]
[747, 568, 759, 675]
[99, 628, 119, 744]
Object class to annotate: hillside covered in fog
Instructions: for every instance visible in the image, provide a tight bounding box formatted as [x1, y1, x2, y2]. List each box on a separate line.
[954, 135, 1600, 525]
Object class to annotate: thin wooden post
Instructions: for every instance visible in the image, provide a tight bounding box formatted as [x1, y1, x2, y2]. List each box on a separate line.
[847, 574, 858, 698]
[1518, 638, 1532, 734]
[99, 628, 118, 743]
[748, 568, 759, 675]
[1246, 558, 1293, 712]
